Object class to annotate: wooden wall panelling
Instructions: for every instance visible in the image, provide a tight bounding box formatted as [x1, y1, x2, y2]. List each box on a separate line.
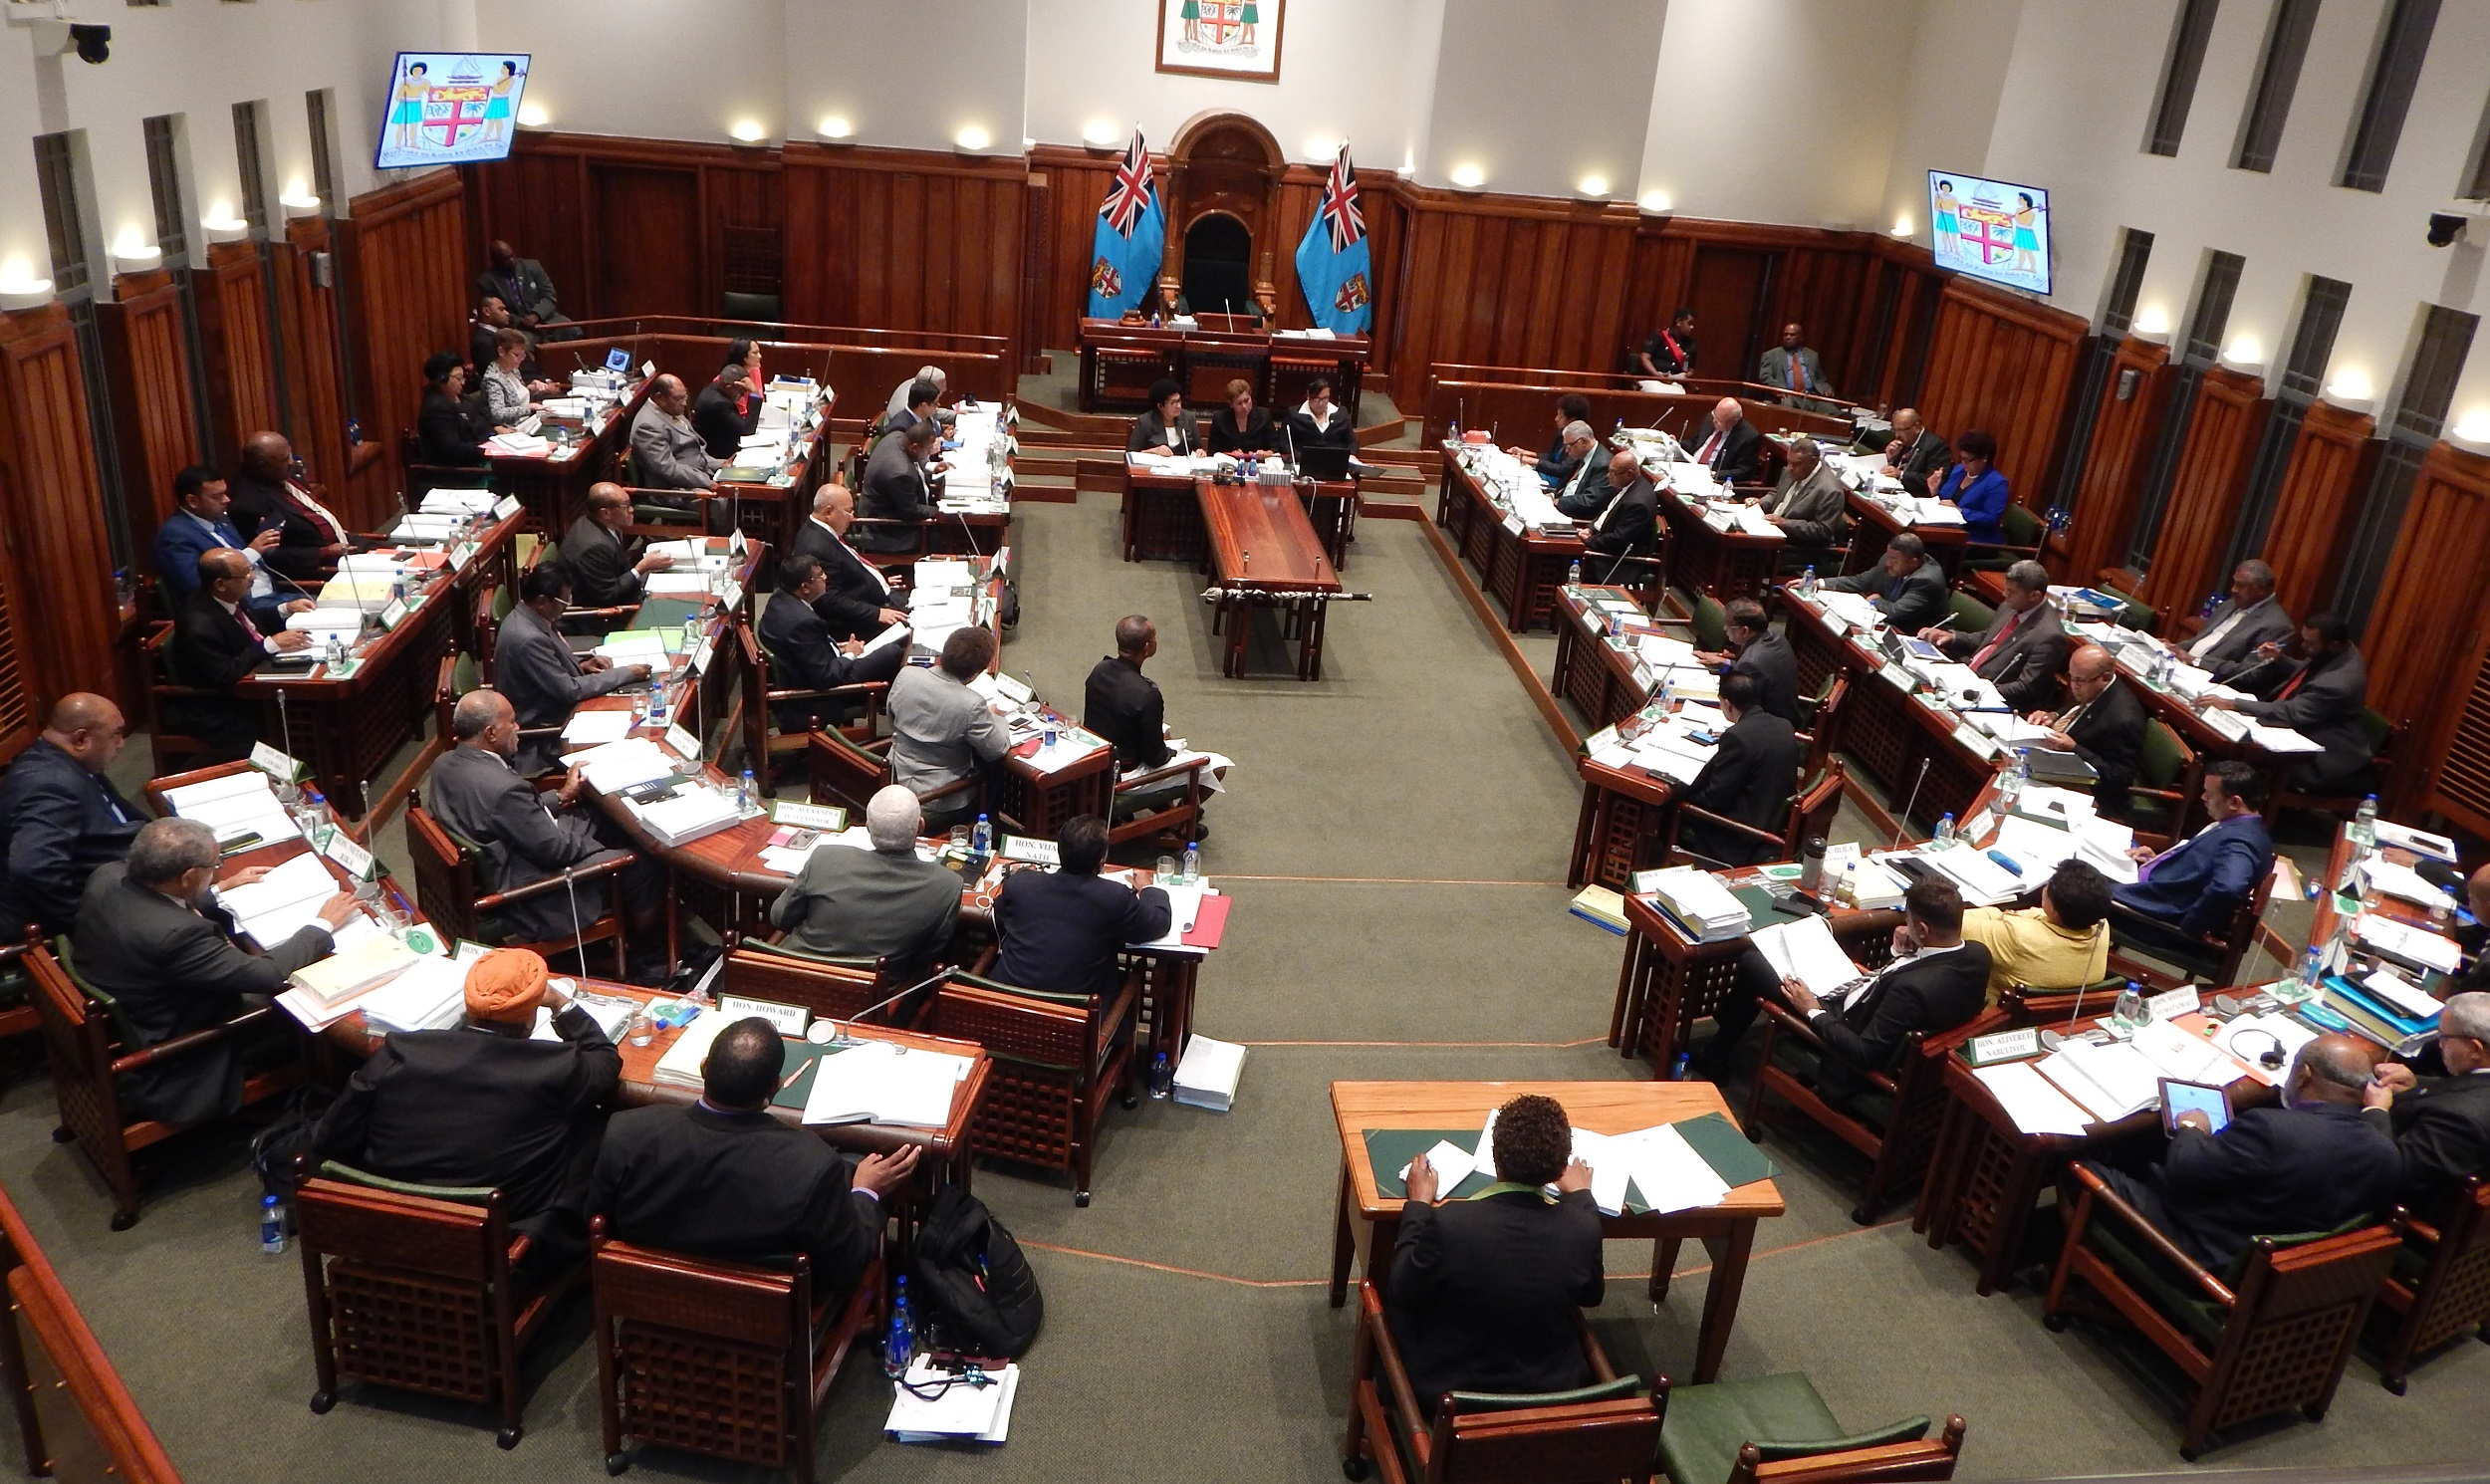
[2136, 366, 2270, 620]
[461, 145, 590, 322]
[94, 270, 203, 565]
[0, 306, 124, 704]
[2365, 443, 2490, 820]
[2257, 398, 2378, 622]
[781, 144, 1027, 364]
[274, 218, 364, 528]
[192, 241, 282, 465]
[1912, 278, 2087, 510]
[1029, 143, 1117, 357]
[338, 170, 469, 503]
[2060, 337, 2173, 582]
[1384, 190, 1638, 396]
[1020, 171, 1052, 372]
[1619, 224, 1694, 375]
[591, 165, 703, 317]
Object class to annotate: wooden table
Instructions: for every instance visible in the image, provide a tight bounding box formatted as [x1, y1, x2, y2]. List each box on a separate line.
[1435, 446, 1587, 633]
[1327, 1080, 1785, 1384]
[487, 378, 651, 537]
[1078, 318, 1369, 420]
[1839, 492, 1967, 584]
[1198, 477, 1343, 680]
[1659, 486, 1787, 602]
[1551, 586, 1661, 734]
[1781, 590, 2000, 833]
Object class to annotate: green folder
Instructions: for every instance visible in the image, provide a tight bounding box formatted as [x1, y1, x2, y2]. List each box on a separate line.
[1730, 882, 1811, 926]
[770, 1041, 850, 1111]
[1671, 1112, 1779, 1187]
[630, 597, 707, 631]
[1363, 1128, 1493, 1201]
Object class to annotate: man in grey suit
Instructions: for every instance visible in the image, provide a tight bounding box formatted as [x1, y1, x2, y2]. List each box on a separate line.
[1756, 436, 1851, 556]
[1823, 532, 1949, 634]
[560, 482, 672, 610]
[2182, 561, 2294, 680]
[1549, 422, 1613, 519]
[1757, 323, 1835, 409]
[857, 418, 941, 554]
[629, 375, 730, 527]
[428, 690, 662, 965]
[886, 625, 1010, 828]
[1879, 407, 1952, 499]
[769, 785, 961, 979]
[494, 565, 651, 775]
[73, 819, 355, 1123]
[1923, 560, 2069, 711]
[1699, 600, 1802, 727]
[2203, 612, 2375, 790]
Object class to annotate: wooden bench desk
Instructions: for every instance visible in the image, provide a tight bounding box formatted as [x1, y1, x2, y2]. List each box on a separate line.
[1198, 477, 1342, 680]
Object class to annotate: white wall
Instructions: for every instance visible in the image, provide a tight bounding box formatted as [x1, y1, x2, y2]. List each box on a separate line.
[473, 0, 787, 146]
[790, 0, 1023, 155]
[1421, 0, 1665, 199]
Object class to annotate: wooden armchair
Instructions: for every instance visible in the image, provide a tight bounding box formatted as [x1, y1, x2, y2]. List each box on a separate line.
[29, 941, 302, 1231]
[591, 1228, 881, 1483]
[2107, 864, 2274, 990]
[471, 579, 510, 669]
[295, 1164, 583, 1449]
[1799, 676, 1846, 781]
[139, 623, 226, 778]
[1106, 754, 1212, 851]
[1960, 502, 2044, 573]
[2372, 1177, 2490, 1394]
[1997, 975, 2126, 1028]
[1663, 765, 1846, 872]
[930, 966, 1141, 1207]
[804, 726, 978, 821]
[848, 516, 931, 569]
[397, 432, 493, 497]
[1341, 1279, 1658, 1484]
[741, 621, 884, 787]
[0, 1183, 183, 1482]
[2042, 1161, 2400, 1458]
[2121, 719, 2198, 849]
[403, 805, 632, 978]
[723, 944, 930, 1030]
[1655, 592, 1729, 653]
[1745, 1001, 2005, 1225]
[1657, 1370, 1965, 1484]
[2272, 708, 2403, 824]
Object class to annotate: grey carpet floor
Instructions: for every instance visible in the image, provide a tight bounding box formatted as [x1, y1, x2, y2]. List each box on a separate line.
[19, 491, 2490, 1482]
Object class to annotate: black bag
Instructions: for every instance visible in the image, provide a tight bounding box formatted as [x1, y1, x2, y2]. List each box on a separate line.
[249, 1086, 335, 1204]
[908, 1185, 1041, 1359]
[997, 577, 1020, 628]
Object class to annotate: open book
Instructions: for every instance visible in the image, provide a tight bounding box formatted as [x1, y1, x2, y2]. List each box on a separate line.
[1748, 914, 1865, 1002]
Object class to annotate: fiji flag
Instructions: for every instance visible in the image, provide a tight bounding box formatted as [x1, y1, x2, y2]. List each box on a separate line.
[1087, 129, 1164, 320]
[1295, 143, 1372, 335]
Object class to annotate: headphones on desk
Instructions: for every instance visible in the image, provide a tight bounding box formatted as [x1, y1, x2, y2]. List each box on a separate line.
[2225, 1026, 2289, 1071]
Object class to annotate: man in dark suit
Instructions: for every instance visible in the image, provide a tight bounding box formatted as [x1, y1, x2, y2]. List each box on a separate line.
[1581, 448, 1658, 566]
[153, 465, 312, 626]
[2181, 560, 2293, 680]
[74, 819, 352, 1123]
[691, 340, 764, 460]
[769, 785, 961, 978]
[755, 556, 906, 727]
[791, 485, 909, 640]
[591, 1017, 916, 1298]
[1686, 397, 1765, 485]
[1822, 532, 1949, 634]
[1389, 1094, 1604, 1409]
[468, 293, 541, 376]
[628, 375, 725, 515]
[560, 482, 673, 610]
[880, 378, 943, 443]
[0, 694, 143, 938]
[856, 418, 940, 554]
[2114, 761, 2275, 952]
[1504, 393, 1592, 484]
[1697, 601, 1801, 727]
[168, 549, 315, 760]
[1878, 407, 1952, 499]
[1673, 672, 1801, 867]
[2090, 1034, 2399, 1271]
[492, 564, 651, 775]
[2204, 612, 2373, 791]
[991, 815, 1172, 998]
[2034, 643, 2146, 816]
[475, 240, 568, 335]
[1756, 435, 1850, 554]
[227, 432, 355, 582]
[315, 947, 619, 1273]
[1084, 616, 1206, 845]
[1923, 560, 2068, 711]
[2363, 993, 2490, 1217]
[1548, 423, 1613, 519]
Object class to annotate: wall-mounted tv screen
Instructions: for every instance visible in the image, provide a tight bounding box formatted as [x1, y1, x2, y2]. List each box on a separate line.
[1928, 171, 2051, 296]
[376, 53, 531, 170]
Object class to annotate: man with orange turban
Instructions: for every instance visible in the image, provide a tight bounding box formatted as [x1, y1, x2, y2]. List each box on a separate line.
[314, 948, 622, 1272]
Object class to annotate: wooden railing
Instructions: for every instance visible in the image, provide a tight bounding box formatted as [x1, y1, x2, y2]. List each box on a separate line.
[0, 1183, 183, 1482]
[1421, 364, 1858, 449]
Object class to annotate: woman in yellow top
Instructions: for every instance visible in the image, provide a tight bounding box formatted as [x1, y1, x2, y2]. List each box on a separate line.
[1959, 858, 2113, 1005]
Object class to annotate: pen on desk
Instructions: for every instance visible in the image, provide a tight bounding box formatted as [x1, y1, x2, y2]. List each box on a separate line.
[1929, 614, 1957, 631]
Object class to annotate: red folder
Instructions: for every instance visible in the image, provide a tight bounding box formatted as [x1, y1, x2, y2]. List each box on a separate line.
[1182, 892, 1231, 949]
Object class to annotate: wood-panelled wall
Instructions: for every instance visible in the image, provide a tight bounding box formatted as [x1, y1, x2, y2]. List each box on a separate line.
[2366, 443, 2490, 819]
[194, 241, 282, 464]
[1383, 192, 1638, 394]
[0, 306, 124, 704]
[2137, 367, 2269, 618]
[339, 171, 469, 506]
[1912, 279, 2088, 506]
[781, 144, 1027, 349]
[275, 217, 361, 529]
[95, 270, 204, 565]
[2258, 398, 2377, 620]
[2062, 338, 2174, 582]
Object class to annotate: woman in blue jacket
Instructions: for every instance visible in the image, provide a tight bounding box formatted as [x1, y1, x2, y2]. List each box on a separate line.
[1934, 427, 2009, 544]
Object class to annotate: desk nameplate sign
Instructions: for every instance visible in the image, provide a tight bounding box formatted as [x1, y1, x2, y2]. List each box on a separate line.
[2146, 986, 2202, 1022]
[322, 830, 377, 881]
[718, 994, 808, 1037]
[492, 495, 521, 521]
[1966, 1028, 2042, 1067]
[249, 743, 307, 784]
[771, 801, 849, 831]
[1001, 836, 1060, 866]
[663, 723, 701, 762]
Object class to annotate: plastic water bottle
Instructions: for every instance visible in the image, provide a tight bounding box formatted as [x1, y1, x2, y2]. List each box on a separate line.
[2351, 794, 2378, 848]
[260, 1193, 286, 1255]
[2109, 981, 2148, 1038]
[648, 682, 667, 729]
[971, 814, 992, 855]
[325, 635, 347, 668]
[2000, 749, 2028, 810]
[1659, 673, 1676, 712]
[1566, 558, 1582, 589]
[1670, 1052, 1692, 1082]
[882, 1275, 915, 1378]
[1934, 812, 1956, 845]
[1801, 565, 1819, 598]
[2284, 946, 2324, 1004]
[1148, 1051, 1173, 1100]
[738, 768, 756, 814]
[1181, 842, 1201, 884]
[682, 617, 701, 653]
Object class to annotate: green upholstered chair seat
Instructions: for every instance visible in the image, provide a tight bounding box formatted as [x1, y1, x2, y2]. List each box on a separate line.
[2100, 584, 2156, 634]
[2359, 707, 2391, 753]
[51, 939, 141, 1050]
[452, 651, 482, 694]
[2137, 719, 2186, 788]
[1963, 504, 2043, 570]
[319, 1160, 497, 1205]
[1659, 1371, 1926, 1484]
[537, 540, 561, 568]
[1688, 595, 1728, 653]
[1764, 1030, 1887, 1128]
[2085, 1211, 2369, 1349]
[745, 940, 882, 973]
[1947, 591, 1995, 632]
[1445, 1374, 1643, 1414]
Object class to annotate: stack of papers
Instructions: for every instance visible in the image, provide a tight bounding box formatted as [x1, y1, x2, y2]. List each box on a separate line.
[2358, 858, 2453, 910]
[2354, 915, 2462, 975]
[632, 787, 743, 849]
[644, 573, 716, 597]
[288, 932, 423, 1007]
[802, 1041, 972, 1126]
[1570, 1123, 1734, 1216]
[2037, 1039, 2161, 1121]
[316, 577, 397, 614]
[2127, 1019, 2237, 1084]
[561, 709, 638, 746]
[2246, 723, 2323, 754]
[418, 488, 494, 516]
[649, 1009, 724, 1087]
[1920, 844, 2029, 906]
[1171, 1035, 1247, 1112]
[1641, 866, 1753, 942]
[1842, 857, 1910, 909]
[2372, 821, 2457, 863]
[357, 953, 473, 1033]
[166, 770, 297, 850]
[1748, 915, 1866, 1001]
[884, 1358, 1019, 1444]
[1972, 1061, 2097, 1135]
[216, 852, 344, 948]
[565, 738, 678, 793]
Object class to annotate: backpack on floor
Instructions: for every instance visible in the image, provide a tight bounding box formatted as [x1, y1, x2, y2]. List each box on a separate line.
[908, 1184, 1042, 1359]
[249, 1086, 335, 1205]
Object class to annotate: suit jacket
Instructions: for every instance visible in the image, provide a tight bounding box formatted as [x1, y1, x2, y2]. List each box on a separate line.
[1551, 453, 1614, 519]
[416, 387, 490, 468]
[427, 744, 622, 946]
[167, 592, 275, 758]
[2059, 673, 2146, 813]
[790, 519, 900, 639]
[2125, 1104, 2400, 1271]
[1934, 464, 2011, 544]
[1730, 629, 1802, 728]
[314, 1007, 619, 1257]
[72, 863, 332, 1123]
[2367, 1071, 2490, 1217]
[2184, 596, 2295, 679]
[475, 258, 562, 325]
[560, 514, 646, 609]
[692, 375, 762, 459]
[2237, 645, 2371, 790]
[0, 739, 143, 938]
[1126, 408, 1199, 455]
[1804, 942, 1991, 1106]
[1534, 432, 1581, 485]
[1679, 711, 1800, 866]
[153, 511, 245, 601]
[1286, 404, 1356, 452]
[1885, 429, 1953, 500]
[859, 432, 938, 546]
[1386, 1188, 1604, 1409]
[1584, 474, 1659, 557]
[1639, 328, 1697, 377]
[493, 602, 640, 774]
[629, 401, 721, 491]
[1084, 655, 1172, 771]
[768, 844, 962, 975]
[992, 869, 1172, 999]
[1757, 345, 1833, 399]
[1943, 601, 2068, 712]
[226, 471, 347, 581]
[885, 665, 1011, 797]
[1824, 557, 1949, 635]
[2113, 812, 2273, 938]
[1691, 419, 1765, 485]
[591, 1104, 880, 1299]
[755, 590, 902, 719]
[1205, 405, 1280, 455]
[1760, 462, 1851, 547]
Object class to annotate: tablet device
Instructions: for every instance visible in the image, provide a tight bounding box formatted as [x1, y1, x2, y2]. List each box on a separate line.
[2159, 1078, 2231, 1137]
[1901, 636, 1946, 662]
[605, 348, 632, 373]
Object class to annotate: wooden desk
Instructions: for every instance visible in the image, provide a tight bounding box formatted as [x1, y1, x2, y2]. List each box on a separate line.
[1198, 477, 1342, 680]
[1078, 319, 1369, 420]
[1435, 446, 1586, 633]
[1551, 586, 1659, 733]
[708, 387, 838, 553]
[1781, 591, 2000, 833]
[1840, 493, 1967, 585]
[487, 378, 651, 536]
[1327, 1080, 1785, 1384]
[1120, 460, 1208, 563]
[1659, 487, 1787, 602]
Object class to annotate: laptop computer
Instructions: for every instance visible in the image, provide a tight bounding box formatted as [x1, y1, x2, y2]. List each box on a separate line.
[1296, 443, 1357, 482]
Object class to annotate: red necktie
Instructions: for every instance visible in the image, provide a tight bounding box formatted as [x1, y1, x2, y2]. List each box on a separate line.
[236, 608, 263, 642]
[1969, 610, 2021, 671]
[2277, 665, 2307, 700]
[1697, 429, 1724, 464]
[1789, 356, 1807, 392]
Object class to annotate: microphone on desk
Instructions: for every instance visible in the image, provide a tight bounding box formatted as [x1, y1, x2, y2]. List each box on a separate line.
[824, 970, 954, 1046]
[1891, 756, 1932, 849]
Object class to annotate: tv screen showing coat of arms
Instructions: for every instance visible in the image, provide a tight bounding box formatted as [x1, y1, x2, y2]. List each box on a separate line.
[1927, 171, 2051, 297]
[375, 53, 532, 170]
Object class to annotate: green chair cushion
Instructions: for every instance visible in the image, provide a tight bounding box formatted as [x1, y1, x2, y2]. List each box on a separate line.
[538, 540, 561, 568]
[746, 940, 882, 974]
[1446, 1374, 1643, 1414]
[1947, 591, 1995, 632]
[948, 969, 1091, 1010]
[2000, 503, 2042, 545]
[2138, 720, 2184, 789]
[2360, 707, 2391, 753]
[319, 1160, 496, 1204]
[1658, 1371, 1847, 1484]
[491, 585, 516, 623]
[1689, 595, 1728, 654]
[2087, 1212, 2367, 1350]
[452, 652, 482, 695]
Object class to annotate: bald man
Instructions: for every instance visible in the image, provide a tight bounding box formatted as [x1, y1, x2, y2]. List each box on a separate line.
[629, 373, 724, 492]
[1878, 407, 1951, 499]
[228, 431, 354, 582]
[169, 548, 312, 759]
[790, 484, 910, 638]
[2031, 642, 2144, 814]
[561, 481, 673, 609]
[1686, 397, 1763, 484]
[0, 694, 144, 936]
[1582, 448, 1659, 559]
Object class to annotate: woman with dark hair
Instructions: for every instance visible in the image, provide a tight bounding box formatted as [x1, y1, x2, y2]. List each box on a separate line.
[1127, 377, 1197, 455]
[1933, 427, 2009, 544]
[1205, 377, 1279, 455]
[416, 351, 491, 466]
[693, 338, 765, 458]
[1510, 392, 1596, 483]
[1286, 375, 1356, 452]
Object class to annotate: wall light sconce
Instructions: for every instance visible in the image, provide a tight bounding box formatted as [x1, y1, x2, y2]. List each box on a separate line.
[1637, 189, 1671, 214]
[0, 259, 55, 310]
[2130, 306, 2171, 345]
[729, 120, 768, 144]
[516, 103, 549, 128]
[280, 192, 322, 219]
[817, 117, 853, 140]
[2450, 410, 2490, 455]
[1448, 161, 1485, 191]
[1575, 174, 1610, 200]
[2217, 336, 2265, 376]
[2320, 370, 2374, 415]
[954, 124, 993, 154]
[1890, 216, 1913, 238]
[1084, 121, 1121, 148]
[200, 214, 249, 244]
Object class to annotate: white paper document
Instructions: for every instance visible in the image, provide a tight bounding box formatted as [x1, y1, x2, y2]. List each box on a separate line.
[803, 1041, 973, 1126]
[1397, 1138, 1478, 1193]
[561, 709, 637, 745]
[1973, 1060, 2097, 1135]
[2355, 915, 2462, 975]
[1621, 1124, 1733, 1214]
[2038, 1040, 2161, 1121]
[885, 1358, 1020, 1443]
[1748, 914, 1864, 1002]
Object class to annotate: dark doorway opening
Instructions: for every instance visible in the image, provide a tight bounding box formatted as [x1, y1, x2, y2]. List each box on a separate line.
[1181, 213, 1253, 317]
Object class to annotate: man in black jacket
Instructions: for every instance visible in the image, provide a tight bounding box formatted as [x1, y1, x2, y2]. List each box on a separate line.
[1672, 672, 1800, 867]
[1083, 616, 1204, 844]
[2033, 642, 2145, 816]
[475, 240, 568, 334]
[755, 556, 906, 727]
[1822, 533, 1949, 634]
[991, 816, 1172, 998]
[169, 549, 314, 759]
[0, 694, 143, 937]
[857, 419, 941, 553]
[1388, 1093, 1603, 1410]
[2089, 1034, 2400, 1271]
[315, 947, 621, 1274]
[560, 483, 673, 610]
[1924, 560, 2068, 712]
[1548, 422, 1612, 519]
[227, 431, 355, 582]
[1697, 601, 1801, 727]
[691, 340, 764, 459]
[2203, 612, 2373, 791]
[592, 1017, 915, 1297]
[790, 485, 910, 639]
[2362, 992, 2490, 1218]
[1686, 397, 1765, 485]
[1878, 408, 1952, 499]
[1582, 448, 1658, 565]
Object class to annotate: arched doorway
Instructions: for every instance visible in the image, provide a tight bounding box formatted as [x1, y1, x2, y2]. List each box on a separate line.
[1181, 212, 1254, 317]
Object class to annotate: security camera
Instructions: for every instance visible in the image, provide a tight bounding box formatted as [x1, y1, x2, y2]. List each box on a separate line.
[2427, 212, 2466, 248]
[67, 21, 105, 62]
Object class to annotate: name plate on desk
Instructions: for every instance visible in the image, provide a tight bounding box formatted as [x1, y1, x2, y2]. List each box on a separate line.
[663, 723, 701, 762]
[1583, 725, 1620, 755]
[322, 830, 376, 881]
[1502, 513, 1525, 536]
[2147, 986, 2202, 1021]
[448, 542, 478, 572]
[1001, 835, 1059, 866]
[689, 636, 715, 676]
[718, 994, 808, 1037]
[1965, 1028, 2041, 1066]
[1628, 868, 1669, 893]
[719, 579, 745, 613]
[770, 801, 849, 831]
[377, 598, 408, 631]
[492, 495, 521, 521]
[249, 742, 307, 783]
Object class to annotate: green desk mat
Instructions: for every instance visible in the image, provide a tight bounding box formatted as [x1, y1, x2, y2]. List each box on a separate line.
[1729, 882, 1815, 926]
[629, 597, 708, 633]
[1362, 1113, 1778, 1211]
[771, 1041, 850, 1111]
